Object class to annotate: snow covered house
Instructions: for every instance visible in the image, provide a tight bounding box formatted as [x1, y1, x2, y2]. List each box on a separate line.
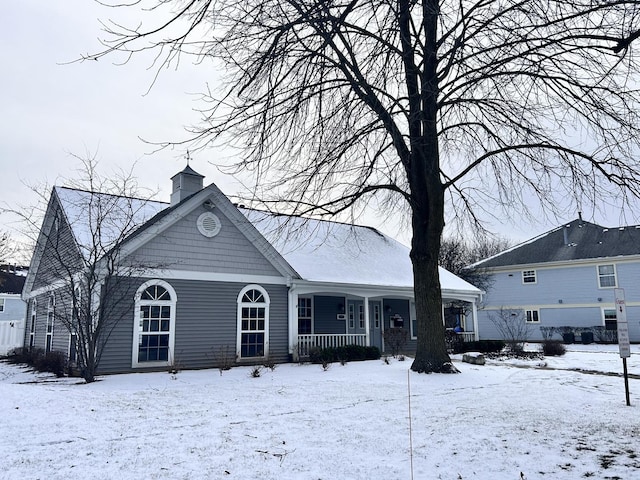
[472, 217, 640, 343]
[0, 266, 28, 356]
[21, 166, 481, 374]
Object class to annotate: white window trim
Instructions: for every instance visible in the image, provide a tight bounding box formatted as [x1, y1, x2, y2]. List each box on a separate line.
[29, 299, 37, 348]
[524, 309, 540, 323]
[522, 270, 537, 284]
[45, 294, 55, 352]
[602, 307, 617, 326]
[410, 301, 417, 340]
[297, 296, 313, 335]
[236, 284, 270, 360]
[597, 264, 617, 289]
[0, 298, 4, 312]
[131, 280, 177, 368]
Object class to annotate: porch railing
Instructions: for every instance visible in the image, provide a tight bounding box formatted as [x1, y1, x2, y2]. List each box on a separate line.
[296, 334, 367, 358]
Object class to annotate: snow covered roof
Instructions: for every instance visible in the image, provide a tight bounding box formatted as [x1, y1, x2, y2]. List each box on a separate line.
[52, 185, 479, 295]
[241, 209, 480, 294]
[54, 186, 167, 261]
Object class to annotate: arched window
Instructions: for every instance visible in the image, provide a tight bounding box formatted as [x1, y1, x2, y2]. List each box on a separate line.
[237, 285, 270, 359]
[132, 280, 177, 367]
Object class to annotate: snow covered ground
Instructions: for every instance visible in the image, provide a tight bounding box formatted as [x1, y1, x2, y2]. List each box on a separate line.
[1, 344, 639, 480]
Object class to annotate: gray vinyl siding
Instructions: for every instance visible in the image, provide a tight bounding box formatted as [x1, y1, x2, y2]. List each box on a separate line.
[98, 277, 289, 374]
[479, 260, 640, 342]
[130, 206, 282, 276]
[312, 295, 346, 334]
[27, 289, 73, 355]
[32, 199, 84, 292]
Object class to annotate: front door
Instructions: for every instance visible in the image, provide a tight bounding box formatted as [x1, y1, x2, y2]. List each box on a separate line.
[369, 301, 382, 350]
[347, 300, 365, 336]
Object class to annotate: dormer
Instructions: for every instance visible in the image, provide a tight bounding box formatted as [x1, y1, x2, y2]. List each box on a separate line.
[170, 164, 204, 206]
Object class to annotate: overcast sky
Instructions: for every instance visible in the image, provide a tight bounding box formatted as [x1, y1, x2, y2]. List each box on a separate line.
[2, 1, 639, 261]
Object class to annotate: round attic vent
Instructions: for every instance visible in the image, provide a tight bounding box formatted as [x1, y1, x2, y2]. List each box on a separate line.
[197, 212, 222, 238]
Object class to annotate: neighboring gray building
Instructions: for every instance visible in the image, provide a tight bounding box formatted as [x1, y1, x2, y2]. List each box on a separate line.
[472, 217, 640, 342]
[0, 266, 27, 356]
[21, 166, 481, 374]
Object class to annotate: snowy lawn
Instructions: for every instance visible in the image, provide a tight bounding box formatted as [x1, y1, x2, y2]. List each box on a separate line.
[1, 345, 639, 480]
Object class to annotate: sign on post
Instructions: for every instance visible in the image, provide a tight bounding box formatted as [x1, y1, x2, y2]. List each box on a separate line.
[614, 288, 631, 358]
[614, 288, 632, 406]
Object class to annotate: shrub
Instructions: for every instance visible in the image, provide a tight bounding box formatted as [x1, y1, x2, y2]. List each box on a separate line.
[445, 330, 465, 353]
[460, 340, 505, 353]
[308, 345, 380, 364]
[382, 328, 408, 357]
[35, 351, 67, 377]
[249, 366, 262, 378]
[541, 340, 566, 356]
[489, 308, 532, 352]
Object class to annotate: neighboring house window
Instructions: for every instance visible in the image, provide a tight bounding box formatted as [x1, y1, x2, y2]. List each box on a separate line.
[522, 270, 537, 284]
[603, 309, 617, 330]
[597, 265, 617, 288]
[0, 298, 4, 312]
[133, 280, 177, 367]
[297, 297, 312, 335]
[373, 304, 380, 329]
[359, 305, 365, 329]
[525, 309, 540, 323]
[29, 299, 36, 349]
[46, 295, 55, 353]
[237, 285, 270, 359]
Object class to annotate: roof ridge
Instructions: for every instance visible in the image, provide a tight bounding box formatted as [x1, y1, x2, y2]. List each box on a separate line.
[55, 185, 168, 205]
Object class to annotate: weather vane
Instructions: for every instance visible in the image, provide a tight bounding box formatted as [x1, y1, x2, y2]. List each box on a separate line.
[185, 150, 192, 166]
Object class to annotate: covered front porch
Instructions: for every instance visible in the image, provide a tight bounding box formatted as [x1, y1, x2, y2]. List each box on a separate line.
[288, 280, 481, 360]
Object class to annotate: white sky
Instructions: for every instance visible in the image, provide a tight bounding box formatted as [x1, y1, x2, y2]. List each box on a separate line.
[2, 1, 639, 259]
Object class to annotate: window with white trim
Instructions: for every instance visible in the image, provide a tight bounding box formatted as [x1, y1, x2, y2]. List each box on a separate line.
[359, 305, 365, 329]
[297, 297, 312, 334]
[29, 299, 36, 349]
[237, 285, 270, 359]
[410, 302, 417, 340]
[348, 303, 355, 329]
[603, 308, 617, 330]
[522, 270, 537, 284]
[133, 281, 177, 366]
[0, 298, 4, 312]
[45, 295, 55, 353]
[525, 309, 540, 323]
[373, 304, 380, 329]
[597, 264, 617, 288]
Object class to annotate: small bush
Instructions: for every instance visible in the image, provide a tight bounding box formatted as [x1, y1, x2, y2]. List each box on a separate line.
[308, 345, 380, 364]
[383, 328, 408, 357]
[35, 351, 67, 377]
[460, 340, 505, 353]
[541, 340, 566, 356]
[250, 366, 262, 378]
[263, 357, 277, 371]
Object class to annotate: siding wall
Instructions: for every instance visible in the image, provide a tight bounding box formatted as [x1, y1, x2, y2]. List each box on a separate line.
[99, 277, 289, 374]
[478, 261, 640, 342]
[313, 295, 346, 334]
[130, 206, 282, 276]
[32, 198, 84, 292]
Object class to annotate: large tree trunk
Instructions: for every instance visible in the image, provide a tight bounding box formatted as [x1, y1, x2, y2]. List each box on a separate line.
[409, 181, 458, 373]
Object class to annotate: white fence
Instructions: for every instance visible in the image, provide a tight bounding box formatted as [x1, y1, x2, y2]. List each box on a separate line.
[0, 320, 25, 356]
[296, 334, 367, 358]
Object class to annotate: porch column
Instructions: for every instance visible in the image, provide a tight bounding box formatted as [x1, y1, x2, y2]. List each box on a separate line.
[288, 288, 299, 357]
[364, 296, 370, 346]
[471, 300, 479, 341]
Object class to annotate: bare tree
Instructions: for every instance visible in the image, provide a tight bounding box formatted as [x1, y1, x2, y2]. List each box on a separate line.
[6, 156, 163, 382]
[439, 235, 511, 292]
[489, 308, 533, 353]
[0, 231, 12, 265]
[85, 0, 640, 372]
